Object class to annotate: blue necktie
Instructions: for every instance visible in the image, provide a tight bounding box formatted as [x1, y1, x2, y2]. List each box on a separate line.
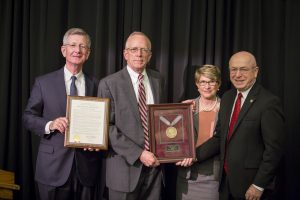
[70, 76, 77, 96]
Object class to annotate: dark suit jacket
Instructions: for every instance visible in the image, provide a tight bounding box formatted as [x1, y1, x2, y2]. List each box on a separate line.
[196, 82, 285, 198]
[97, 67, 165, 192]
[23, 68, 102, 187]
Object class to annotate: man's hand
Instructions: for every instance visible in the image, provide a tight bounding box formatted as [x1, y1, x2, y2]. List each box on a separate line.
[49, 117, 68, 133]
[245, 185, 263, 200]
[83, 148, 100, 151]
[175, 158, 194, 167]
[139, 150, 160, 167]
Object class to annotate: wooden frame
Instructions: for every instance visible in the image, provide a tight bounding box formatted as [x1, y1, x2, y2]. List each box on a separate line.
[64, 96, 109, 149]
[0, 170, 20, 199]
[148, 103, 195, 163]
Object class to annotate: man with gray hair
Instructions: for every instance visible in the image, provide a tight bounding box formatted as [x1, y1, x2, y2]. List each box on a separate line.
[23, 28, 102, 200]
[98, 32, 166, 200]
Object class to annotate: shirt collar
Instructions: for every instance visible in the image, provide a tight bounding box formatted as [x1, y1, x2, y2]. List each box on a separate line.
[126, 65, 148, 83]
[237, 80, 256, 99]
[64, 66, 83, 82]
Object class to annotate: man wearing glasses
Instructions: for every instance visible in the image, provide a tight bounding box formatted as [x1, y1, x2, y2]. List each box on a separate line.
[196, 51, 285, 200]
[98, 32, 165, 200]
[23, 28, 102, 200]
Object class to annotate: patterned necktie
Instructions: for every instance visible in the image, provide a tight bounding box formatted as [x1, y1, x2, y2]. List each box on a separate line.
[224, 92, 242, 173]
[70, 76, 78, 96]
[138, 74, 150, 150]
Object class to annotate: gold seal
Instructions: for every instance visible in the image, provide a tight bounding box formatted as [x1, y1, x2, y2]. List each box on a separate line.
[166, 126, 177, 138]
[73, 134, 80, 143]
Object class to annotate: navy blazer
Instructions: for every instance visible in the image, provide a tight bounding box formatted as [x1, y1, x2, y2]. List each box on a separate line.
[23, 68, 101, 187]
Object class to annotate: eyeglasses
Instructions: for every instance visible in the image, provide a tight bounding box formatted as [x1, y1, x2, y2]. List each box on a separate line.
[126, 47, 151, 54]
[229, 67, 257, 74]
[198, 80, 218, 87]
[64, 43, 89, 51]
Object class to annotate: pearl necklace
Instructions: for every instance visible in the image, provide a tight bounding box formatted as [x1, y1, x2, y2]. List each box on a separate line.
[199, 97, 218, 112]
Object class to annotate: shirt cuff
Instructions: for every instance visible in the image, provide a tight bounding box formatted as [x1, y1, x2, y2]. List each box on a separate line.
[252, 184, 264, 192]
[45, 121, 53, 134]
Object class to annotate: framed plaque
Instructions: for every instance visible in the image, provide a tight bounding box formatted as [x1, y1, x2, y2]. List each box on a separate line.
[148, 103, 195, 163]
[64, 96, 110, 149]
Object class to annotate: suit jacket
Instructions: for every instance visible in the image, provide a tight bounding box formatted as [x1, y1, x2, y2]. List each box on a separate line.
[177, 97, 220, 181]
[97, 67, 165, 192]
[196, 82, 285, 198]
[23, 68, 102, 187]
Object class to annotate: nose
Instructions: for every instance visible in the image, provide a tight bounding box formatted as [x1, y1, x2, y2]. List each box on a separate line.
[72, 46, 82, 53]
[235, 69, 242, 76]
[203, 84, 210, 88]
[136, 49, 143, 56]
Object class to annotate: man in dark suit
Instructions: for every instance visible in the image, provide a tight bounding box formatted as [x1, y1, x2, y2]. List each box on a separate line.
[196, 51, 285, 200]
[23, 28, 102, 200]
[97, 32, 165, 200]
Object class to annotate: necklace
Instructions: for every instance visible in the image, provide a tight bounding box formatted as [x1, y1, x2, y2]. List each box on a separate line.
[199, 97, 218, 112]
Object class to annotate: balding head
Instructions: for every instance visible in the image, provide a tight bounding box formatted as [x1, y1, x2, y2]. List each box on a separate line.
[229, 51, 257, 67]
[229, 51, 259, 92]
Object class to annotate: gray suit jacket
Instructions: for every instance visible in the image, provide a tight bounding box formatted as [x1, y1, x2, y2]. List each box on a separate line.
[177, 97, 220, 181]
[196, 83, 285, 198]
[23, 68, 102, 187]
[98, 67, 165, 192]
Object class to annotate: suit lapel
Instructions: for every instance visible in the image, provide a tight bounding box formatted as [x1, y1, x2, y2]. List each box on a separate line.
[193, 112, 199, 145]
[228, 84, 260, 141]
[84, 74, 94, 96]
[54, 68, 68, 114]
[147, 69, 159, 103]
[121, 68, 141, 119]
[193, 98, 200, 137]
[223, 90, 237, 140]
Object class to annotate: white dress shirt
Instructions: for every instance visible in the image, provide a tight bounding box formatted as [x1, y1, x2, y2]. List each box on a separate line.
[64, 66, 85, 96]
[127, 66, 154, 105]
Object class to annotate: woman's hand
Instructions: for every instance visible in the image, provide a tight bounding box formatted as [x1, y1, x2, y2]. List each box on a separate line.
[175, 158, 194, 167]
[182, 99, 196, 113]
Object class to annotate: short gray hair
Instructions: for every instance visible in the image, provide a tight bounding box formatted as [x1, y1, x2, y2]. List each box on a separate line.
[125, 31, 151, 50]
[63, 28, 91, 48]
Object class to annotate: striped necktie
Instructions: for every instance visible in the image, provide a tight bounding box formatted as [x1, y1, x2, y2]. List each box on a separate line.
[138, 74, 150, 150]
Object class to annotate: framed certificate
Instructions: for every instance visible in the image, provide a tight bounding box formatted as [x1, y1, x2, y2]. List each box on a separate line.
[148, 103, 195, 163]
[64, 96, 110, 149]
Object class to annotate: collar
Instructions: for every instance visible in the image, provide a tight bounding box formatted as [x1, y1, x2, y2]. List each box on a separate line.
[126, 65, 148, 83]
[237, 80, 256, 99]
[64, 66, 83, 82]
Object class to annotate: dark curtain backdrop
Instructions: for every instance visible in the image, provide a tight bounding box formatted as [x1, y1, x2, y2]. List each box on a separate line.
[1, 0, 299, 199]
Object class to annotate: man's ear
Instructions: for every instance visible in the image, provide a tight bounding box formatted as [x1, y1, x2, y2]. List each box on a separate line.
[61, 46, 66, 57]
[147, 53, 152, 63]
[86, 49, 91, 60]
[123, 49, 129, 61]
